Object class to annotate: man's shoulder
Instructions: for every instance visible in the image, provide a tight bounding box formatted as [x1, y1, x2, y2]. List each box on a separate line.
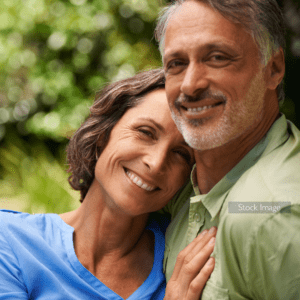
[220, 123, 300, 241]
[219, 203, 299, 236]
[229, 128, 300, 206]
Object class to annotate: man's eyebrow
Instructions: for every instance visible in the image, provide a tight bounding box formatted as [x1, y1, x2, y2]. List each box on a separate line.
[163, 51, 183, 64]
[136, 118, 165, 133]
[164, 42, 239, 63]
[204, 42, 239, 53]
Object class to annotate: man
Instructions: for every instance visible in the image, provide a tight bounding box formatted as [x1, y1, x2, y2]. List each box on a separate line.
[155, 0, 300, 299]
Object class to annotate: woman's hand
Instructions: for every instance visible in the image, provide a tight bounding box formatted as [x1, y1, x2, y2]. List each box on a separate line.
[164, 227, 217, 300]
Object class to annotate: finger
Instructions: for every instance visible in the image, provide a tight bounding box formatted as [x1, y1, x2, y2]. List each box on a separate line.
[166, 235, 216, 300]
[171, 227, 217, 281]
[171, 229, 209, 280]
[178, 227, 217, 272]
[189, 227, 217, 259]
[176, 236, 215, 284]
[186, 257, 215, 300]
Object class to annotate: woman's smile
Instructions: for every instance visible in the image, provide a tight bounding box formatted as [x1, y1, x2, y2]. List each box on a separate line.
[125, 168, 157, 192]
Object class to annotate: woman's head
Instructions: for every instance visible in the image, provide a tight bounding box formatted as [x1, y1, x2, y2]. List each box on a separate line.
[67, 69, 166, 202]
[93, 88, 194, 215]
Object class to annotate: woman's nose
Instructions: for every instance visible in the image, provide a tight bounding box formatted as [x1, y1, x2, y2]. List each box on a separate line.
[142, 145, 168, 175]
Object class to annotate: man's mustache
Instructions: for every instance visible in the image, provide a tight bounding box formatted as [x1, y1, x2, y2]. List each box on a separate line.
[174, 90, 227, 110]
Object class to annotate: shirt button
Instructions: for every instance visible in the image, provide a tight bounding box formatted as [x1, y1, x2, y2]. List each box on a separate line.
[194, 213, 201, 222]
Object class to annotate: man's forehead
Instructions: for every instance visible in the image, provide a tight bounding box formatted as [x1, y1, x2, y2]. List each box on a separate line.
[163, 2, 251, 59]
[164, 1, 236, 41]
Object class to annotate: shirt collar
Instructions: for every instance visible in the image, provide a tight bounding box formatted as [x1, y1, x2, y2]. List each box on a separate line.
[190, 114, 290, 220]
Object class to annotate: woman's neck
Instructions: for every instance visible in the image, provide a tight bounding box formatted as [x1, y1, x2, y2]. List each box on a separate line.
[60, 181, 154, 298]
[60, 183, 150, 264]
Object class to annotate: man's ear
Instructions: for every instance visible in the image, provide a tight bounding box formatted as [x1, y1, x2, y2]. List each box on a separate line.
[265, 47, 285, 90]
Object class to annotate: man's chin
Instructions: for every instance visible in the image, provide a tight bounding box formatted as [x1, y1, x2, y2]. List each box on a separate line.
[172, 115, 220, 150]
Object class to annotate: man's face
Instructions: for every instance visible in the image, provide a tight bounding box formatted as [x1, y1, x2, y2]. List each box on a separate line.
[163, 1, 269, 150]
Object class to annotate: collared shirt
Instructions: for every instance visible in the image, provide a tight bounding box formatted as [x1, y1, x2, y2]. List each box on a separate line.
[163, 115, 300, 299]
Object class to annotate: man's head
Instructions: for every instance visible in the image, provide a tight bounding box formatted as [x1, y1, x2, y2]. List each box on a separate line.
[155, 0, 286, 150]
[156, 0, 286, 102]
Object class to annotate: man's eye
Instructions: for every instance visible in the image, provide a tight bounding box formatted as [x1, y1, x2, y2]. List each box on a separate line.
[206, 53, 232, 67]
[213, 55, 226, 60]
[165, 60, 186, 74]
[169, 60, 183, 67]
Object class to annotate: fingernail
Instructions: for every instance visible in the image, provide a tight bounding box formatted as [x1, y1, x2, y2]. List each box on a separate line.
[207, 257, 214, 266]
[209, 227, 216, 234]
[201, 229, 208, 236]
[209, 237, 216, 245]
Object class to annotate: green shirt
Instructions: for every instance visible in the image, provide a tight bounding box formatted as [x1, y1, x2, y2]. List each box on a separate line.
[163, 115, 300, 299]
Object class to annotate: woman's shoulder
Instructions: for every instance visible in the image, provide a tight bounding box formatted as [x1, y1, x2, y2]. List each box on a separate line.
[0, 209, 34, 231]
[0, 209, 54, 225]
[0, 209, 69, 242]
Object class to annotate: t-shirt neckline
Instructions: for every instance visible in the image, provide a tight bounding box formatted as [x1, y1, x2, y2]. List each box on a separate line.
[52, 214, 164, 299]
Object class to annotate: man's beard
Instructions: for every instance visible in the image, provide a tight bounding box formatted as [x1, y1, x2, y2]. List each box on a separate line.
[170, 72, 266, 151]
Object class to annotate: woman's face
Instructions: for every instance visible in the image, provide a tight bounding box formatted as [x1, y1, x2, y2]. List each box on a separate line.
[94, 89, 194, 216]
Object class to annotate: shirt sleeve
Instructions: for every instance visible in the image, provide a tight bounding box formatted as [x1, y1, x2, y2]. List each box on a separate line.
[0, 219, 28, 299]
[247, 205, 300, 299]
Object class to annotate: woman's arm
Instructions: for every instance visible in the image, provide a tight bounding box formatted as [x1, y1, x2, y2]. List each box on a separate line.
[164, 228, 216, 300]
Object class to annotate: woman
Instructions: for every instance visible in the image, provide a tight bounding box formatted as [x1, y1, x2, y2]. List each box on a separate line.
[0, 69, 216, 299]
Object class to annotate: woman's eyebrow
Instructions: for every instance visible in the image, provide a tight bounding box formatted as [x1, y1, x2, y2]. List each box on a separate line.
[136, 117, 165, 133]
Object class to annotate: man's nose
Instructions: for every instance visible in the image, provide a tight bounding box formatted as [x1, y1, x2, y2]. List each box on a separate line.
[180, 63, 209, 97]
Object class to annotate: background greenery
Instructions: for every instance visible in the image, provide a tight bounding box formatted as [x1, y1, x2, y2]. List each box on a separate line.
[0, 0, 299, 213]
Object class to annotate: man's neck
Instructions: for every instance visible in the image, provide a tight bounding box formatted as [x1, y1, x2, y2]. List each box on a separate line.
[194, 111, 281, 194]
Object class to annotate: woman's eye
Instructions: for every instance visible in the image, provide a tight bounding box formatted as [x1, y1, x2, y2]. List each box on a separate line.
[174, 149, 192, 163]
[138, 128, 155, 139]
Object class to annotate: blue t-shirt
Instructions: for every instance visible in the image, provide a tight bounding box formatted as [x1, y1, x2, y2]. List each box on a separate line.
[0, 210, 166, 299]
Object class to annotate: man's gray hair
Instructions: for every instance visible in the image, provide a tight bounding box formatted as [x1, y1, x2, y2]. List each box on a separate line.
[155, 0, 286, 102]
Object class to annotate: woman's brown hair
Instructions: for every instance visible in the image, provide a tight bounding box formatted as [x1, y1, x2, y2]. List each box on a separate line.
[67, 68, 165, 202]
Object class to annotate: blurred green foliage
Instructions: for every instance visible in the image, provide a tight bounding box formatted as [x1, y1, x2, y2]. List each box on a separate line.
[0, 134, 79, 213]
[0, 0, 299, 212]
[0, 0, 164, 141]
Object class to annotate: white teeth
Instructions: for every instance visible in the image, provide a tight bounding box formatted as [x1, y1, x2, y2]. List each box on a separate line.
[125, 170, 156, 192]
[187, 105, 213, 112]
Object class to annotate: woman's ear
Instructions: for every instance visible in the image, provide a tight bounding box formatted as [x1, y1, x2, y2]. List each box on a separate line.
[95, 131, 108, 158]
[265, 47, 285, 91]
[96, 132, 106, 147]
